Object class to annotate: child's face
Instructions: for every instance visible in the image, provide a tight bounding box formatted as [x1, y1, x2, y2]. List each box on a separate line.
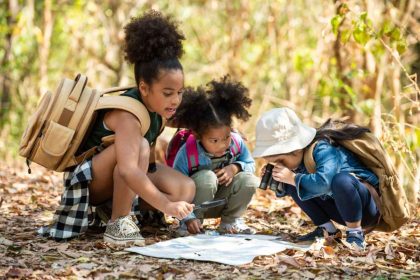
[263, 149, 304, 171]
[199, 126, 231, 157]
[139, 69, 184, 119]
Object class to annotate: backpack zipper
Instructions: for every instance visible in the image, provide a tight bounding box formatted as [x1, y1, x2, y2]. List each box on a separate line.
[26, 126, 45, 174]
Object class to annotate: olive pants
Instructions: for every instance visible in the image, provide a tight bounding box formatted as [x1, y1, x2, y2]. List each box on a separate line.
[191, 170, 258, 223]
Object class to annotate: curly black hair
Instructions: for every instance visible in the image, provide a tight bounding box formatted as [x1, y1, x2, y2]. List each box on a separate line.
[173, 75, 252, 137]
[124, 10, 185, 85]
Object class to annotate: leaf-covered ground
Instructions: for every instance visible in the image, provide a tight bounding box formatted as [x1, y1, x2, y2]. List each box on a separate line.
[0, 165, 419, 279]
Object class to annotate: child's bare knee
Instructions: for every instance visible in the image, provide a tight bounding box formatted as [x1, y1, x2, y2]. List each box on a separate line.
[183, 177, 196, 202]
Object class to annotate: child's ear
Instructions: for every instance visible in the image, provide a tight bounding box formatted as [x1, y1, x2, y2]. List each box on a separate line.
[138, 81, 149, 97]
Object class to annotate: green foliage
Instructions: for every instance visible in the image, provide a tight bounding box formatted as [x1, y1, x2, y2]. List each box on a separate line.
[0, 0, 417, 192]
[293, 49, 314, 73]
[331, 10, 407, 55]
[331, 15, 343, 35]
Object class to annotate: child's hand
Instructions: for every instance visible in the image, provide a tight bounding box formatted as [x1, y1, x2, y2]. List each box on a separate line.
[186, 218, 203, 234]
[164, 201, 194, 220]
[272, 164, 296, 186]
[215, 164, 239, 186]
[260, 165, 267, 177]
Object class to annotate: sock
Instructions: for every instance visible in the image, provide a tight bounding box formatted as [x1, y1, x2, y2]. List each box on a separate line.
[347, 227, 362, 233]
[319, 221, 337, 233]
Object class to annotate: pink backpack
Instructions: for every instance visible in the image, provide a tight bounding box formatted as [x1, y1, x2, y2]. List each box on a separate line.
[165, 129, 241, 174]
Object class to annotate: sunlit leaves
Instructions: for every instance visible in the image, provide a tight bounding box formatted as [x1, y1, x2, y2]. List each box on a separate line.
[293, 50, 314, 73]
[331, 15, 343, 35]
[331, 10, 408, 55]
[396, 41, 407, 55]
[340, 29, 352, 43]
[389, 27, 401, 41]
[380, 20, 393, 36]
[351, 12, 372, 46]
[353, 23, 369, 45]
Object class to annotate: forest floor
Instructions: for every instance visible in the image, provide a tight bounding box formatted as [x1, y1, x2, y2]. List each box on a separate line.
[0, 165, 419, 279]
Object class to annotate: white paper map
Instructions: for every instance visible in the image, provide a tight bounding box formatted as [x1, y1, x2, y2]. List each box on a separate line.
[126, 234, 311, 266]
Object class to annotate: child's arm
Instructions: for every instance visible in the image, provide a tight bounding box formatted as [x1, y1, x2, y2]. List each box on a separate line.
[231, 133, 255, 173]
[294, 140, 340, 200]
[105, 109, 193, 219]
[216, 134, 255, 186]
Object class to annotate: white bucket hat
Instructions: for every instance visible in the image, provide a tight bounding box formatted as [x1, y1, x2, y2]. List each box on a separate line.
[252, 107, 316, 158]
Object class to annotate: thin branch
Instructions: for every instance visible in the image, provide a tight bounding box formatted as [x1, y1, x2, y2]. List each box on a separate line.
[379, 38, 420, 96]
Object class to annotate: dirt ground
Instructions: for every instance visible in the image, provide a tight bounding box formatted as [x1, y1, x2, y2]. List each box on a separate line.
[0, 165, 419, 279]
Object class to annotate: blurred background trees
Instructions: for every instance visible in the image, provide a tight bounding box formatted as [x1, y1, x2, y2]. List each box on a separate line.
[0, 0, 418, 202]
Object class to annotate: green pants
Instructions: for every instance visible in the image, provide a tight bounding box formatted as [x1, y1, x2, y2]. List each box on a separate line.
[191, 170, 258, 223]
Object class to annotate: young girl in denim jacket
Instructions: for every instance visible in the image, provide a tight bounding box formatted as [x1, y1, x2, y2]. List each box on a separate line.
[253, 108, 380, 249]
[172, 76, 259, 235]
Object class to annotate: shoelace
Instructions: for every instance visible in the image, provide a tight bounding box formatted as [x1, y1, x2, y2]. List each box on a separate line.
[347, 231, 363, 238]
[119, 217, 139, 235]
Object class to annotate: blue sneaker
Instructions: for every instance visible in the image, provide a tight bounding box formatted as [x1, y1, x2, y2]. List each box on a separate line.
[296, 227, 341, 242]
[346, 230, 366, 249]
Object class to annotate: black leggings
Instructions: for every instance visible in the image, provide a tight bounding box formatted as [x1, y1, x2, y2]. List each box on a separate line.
[286, 172, 379, 227]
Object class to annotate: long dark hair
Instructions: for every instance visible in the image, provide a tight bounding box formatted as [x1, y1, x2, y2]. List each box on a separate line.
[312, 118, 370, 144]
[123, 10, 185, 85]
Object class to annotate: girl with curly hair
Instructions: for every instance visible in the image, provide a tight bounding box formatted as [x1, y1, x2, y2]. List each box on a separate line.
[42, 10, 195, 245]
[171, 76, 259, 235]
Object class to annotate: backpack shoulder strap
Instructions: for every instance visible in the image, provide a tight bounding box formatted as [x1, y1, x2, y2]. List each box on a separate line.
[96, 95, 151, 136]
[303, 141, 318, 173]
[101, 85, 166, 135]
[230, 133, 241, 156]
[185, 134, 199, 173]
[75, 94, 152, 165]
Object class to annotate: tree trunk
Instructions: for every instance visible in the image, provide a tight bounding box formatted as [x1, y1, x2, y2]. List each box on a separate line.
[372, 55, 386, 137]
[0, 0, 19, 123]
[333, 1, 355, 121]
[38, 0, 54, 94]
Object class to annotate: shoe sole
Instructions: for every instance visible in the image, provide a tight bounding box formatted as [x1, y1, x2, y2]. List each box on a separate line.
[103, 234, 145, 246]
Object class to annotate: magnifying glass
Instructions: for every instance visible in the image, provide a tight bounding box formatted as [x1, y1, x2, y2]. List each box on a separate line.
[193, 198, 227, 210]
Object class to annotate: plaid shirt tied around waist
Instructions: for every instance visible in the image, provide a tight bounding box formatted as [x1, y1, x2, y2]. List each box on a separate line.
[38, 159, 142, 241]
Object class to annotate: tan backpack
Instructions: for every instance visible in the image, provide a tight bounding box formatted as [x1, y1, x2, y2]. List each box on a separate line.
[303, 132, 411, 232]
[19, 74, 152, 173]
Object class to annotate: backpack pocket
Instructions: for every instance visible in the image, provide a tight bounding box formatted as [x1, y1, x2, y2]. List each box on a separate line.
[19, 92, 52, 157]
[32, 121, 75, 169]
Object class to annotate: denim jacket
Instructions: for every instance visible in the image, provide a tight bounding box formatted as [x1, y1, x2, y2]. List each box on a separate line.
[295, 140, 379, 201]
[173, 132, 255, 176]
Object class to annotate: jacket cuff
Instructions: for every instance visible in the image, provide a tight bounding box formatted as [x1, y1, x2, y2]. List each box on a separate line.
[181, 212, 196, 223]
[294, 173, 305, 200]
[232, 161, 245, 172]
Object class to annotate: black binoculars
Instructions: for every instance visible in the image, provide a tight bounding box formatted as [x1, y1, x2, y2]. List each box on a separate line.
[259, 164, 286, 197]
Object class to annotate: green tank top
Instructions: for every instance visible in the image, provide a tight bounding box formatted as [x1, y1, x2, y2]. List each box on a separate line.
[82, 88, 163, 151]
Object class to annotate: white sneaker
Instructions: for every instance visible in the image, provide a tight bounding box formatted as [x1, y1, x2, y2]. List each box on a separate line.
[104, 215, 145, 246]
[218, 218, 255, 234]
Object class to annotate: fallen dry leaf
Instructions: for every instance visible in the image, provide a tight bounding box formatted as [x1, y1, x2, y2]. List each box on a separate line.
[0, 164, 418, 279]
[276, 255, 301, 267]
